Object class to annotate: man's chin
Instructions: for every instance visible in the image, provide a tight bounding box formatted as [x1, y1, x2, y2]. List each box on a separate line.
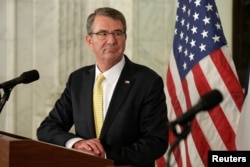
[103, 52, 117, 58]
[102, 54, 122, 62]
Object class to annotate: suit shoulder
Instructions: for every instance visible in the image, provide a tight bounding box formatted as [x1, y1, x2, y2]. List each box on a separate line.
[69, 65, 95, 77]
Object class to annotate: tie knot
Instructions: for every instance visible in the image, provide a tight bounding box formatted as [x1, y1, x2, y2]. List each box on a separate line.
[96, 73, 105, 84]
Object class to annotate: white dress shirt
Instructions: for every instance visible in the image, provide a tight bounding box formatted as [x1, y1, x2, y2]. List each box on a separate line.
[96, 56, 125, 119]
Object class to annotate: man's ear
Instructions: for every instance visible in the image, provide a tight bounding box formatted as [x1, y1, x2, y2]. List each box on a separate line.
[85, 35, 93, 48]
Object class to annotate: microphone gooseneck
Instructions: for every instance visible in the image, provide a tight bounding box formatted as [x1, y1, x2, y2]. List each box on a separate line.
[169, 89, 223, 128]
[0, 69, 40, 113]
[0, 70, 40, 89]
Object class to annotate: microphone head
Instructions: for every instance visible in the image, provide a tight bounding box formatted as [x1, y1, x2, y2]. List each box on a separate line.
[20, 70, 40, 84]
[200, 89, 223, 110]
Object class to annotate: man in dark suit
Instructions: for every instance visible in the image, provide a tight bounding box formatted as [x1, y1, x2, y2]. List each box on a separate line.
[37, 7, 168, 167]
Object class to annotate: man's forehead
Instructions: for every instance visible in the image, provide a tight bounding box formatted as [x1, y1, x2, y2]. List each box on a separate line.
[92, 15, 123, 30]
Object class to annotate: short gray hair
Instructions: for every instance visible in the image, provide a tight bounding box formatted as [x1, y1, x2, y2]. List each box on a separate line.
[86, 7, 127, 34]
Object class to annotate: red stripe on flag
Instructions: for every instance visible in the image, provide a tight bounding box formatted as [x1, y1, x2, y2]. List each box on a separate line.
[189, 63, 212, 166]
[181, 79, 192, 167]
[156, 156, 166, 167]
[167, 67, 183, 118]
[211, 49, 243, 111]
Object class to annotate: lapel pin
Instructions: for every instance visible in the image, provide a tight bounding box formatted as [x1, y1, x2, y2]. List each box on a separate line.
[125, 80, 130, 84]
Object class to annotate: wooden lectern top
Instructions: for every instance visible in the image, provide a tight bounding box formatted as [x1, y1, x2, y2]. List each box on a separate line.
[0, 131, 114, 167]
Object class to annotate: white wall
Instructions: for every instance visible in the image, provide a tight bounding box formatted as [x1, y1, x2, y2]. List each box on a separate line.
[216, 0, 233, 53]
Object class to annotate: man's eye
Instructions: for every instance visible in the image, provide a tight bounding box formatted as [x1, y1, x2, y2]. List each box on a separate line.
[115, 31, 124, 36]
[98, 32, 108, 36]
[114, 32, 122, 36]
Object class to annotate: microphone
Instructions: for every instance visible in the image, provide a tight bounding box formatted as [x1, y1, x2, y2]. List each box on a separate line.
[0, 70, 40, 89]
[169, 89, 223, 128]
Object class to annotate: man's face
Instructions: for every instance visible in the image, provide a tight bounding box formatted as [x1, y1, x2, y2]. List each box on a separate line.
[86, 15, 126, 66]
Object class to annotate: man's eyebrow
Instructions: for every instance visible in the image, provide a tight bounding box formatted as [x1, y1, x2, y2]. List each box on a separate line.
[95, 30, 108, 32]
[95, 29, 124, 32]
[113, 28, 123, 30]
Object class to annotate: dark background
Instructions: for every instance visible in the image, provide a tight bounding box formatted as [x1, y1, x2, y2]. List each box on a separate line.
[233, 0, 250, 88]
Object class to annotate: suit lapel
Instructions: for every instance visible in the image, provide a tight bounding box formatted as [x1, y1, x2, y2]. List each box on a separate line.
[100, 57, 135, 137]
[79, 67, 96, 138]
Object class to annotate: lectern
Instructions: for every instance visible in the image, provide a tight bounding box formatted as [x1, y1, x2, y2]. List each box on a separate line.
[0, 131, 114, 167]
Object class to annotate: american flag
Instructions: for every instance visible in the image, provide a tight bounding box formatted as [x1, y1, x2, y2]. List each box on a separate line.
[161, 0, 244, 166]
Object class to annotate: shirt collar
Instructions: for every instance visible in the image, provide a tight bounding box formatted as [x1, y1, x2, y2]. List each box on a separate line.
[95, 56, 125, 83]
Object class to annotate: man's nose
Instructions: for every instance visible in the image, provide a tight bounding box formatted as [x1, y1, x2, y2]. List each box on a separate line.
[106, 33, 117, 43]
